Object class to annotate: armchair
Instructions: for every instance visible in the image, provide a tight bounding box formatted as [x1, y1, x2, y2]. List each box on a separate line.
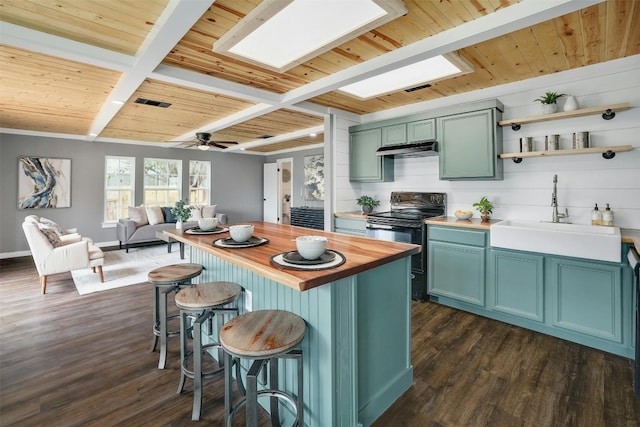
[22, 216, 104, 294]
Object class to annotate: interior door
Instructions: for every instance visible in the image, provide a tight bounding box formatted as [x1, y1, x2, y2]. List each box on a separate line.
[263, 163, 278, 223]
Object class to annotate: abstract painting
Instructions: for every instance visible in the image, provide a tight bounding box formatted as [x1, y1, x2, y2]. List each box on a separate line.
[18, 156, 71, 209]
[303, 155, 324, 201]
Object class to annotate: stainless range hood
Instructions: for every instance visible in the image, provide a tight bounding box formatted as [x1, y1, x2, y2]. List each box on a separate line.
[375, 140, 438, 157]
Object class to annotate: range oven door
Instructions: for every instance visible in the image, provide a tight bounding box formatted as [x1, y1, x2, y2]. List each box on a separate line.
[365, 223, 428, 301]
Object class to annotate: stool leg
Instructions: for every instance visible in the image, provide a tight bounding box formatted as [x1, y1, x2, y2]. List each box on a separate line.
[150, 285, 159, 352]
[192, 313, 204, 421]
[246, 360, 264, 427]
[224, 351, 234, 427]
[270, 358, 281, 427]
[158, 286, 174, 369]
[296, 351, 303, 427]
[177, 310, 188, 394]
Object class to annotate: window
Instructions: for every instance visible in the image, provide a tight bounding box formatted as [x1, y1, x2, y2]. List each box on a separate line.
[189, 160, 211, 205]
[143, 158, 181, 206]
[104, 156, 135, 222]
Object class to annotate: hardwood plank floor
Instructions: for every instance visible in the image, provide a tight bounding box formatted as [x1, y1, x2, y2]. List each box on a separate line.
[1, 255, 638, 426]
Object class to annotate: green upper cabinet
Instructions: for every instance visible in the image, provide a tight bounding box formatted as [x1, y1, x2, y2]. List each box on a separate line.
[438, 108, 503, 180]
[407, 118, 436, 142]
[349, 128, 394, 182]
[382, 124, 407, 146]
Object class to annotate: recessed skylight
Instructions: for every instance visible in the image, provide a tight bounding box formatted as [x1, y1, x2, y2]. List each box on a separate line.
[213, 0, 406, 73]
[339, 53, 473, 99]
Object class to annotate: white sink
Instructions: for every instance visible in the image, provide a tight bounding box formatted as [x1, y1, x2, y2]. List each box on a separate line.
[490, 220, 621, 262]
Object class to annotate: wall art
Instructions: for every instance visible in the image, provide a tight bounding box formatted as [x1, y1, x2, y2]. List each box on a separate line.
[303, 154, 324, 201]
[18, 156, 71, 209]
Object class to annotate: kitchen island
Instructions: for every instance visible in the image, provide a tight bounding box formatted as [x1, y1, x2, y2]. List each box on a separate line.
[165, 222, 420, 427]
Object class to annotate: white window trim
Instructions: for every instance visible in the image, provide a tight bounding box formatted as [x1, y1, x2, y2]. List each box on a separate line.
[189, 160, 211, 206]
[104, 156, 135, 224]
[143, 157, 182, 207]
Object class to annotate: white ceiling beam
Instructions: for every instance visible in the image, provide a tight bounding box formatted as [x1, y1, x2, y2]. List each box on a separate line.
[86, 0, 215, 140]
[224, 125, 325, 151]
[279, 0, 605, 106]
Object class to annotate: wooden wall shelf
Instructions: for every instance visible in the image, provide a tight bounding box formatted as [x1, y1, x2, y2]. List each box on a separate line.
[498, 103, 630, 131]
[499, 145, 633, 163]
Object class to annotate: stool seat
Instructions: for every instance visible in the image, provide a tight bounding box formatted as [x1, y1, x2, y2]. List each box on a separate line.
[148, 263, 203, 284]
[221, 310, 306, 358]
[176, 281, 242, 310]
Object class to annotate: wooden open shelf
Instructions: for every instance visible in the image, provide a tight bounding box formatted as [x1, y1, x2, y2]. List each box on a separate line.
[499, 145, 633, 163]
[498, 103, 630, 130]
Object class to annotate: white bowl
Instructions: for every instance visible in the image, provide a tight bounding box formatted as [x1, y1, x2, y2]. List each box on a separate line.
[455, 212, 473, 220]
[198, 217, 219, 231]
[296, 236, 328, 260]
[229, 224, 254, 242]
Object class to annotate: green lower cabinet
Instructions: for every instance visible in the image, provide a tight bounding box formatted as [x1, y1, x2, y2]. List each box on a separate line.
[549, 257, 622, 343]
[428, 240, 485, 306]
[488, 249, 544, 322]
[334, 217, 366, 236]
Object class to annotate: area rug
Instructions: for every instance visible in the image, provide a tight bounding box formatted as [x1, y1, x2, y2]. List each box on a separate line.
[71, 244, 190, 295]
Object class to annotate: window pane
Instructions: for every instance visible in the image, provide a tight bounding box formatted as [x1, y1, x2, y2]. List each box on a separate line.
[104, 156, 135, 223]
[143, 158, 182, 207]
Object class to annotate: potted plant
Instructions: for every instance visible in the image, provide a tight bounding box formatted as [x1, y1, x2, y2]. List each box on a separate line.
[533, 91, 566, 114]
[356, 195, 380, 214]
[171, 200, 193, 229]
[473, 196, 494, 222]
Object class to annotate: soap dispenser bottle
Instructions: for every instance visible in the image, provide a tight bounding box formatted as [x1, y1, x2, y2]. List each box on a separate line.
[602, 204, 614, 226]
[591, 204, 602, 225]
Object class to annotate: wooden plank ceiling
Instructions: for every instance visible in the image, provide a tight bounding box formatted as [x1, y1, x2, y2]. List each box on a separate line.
[0, 0, 638, 154]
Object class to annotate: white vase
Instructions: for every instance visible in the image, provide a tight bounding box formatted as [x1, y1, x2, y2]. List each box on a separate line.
[541, 103, 557, 114]
[563, 95, 578, 112]
[176, 220, 183, 230]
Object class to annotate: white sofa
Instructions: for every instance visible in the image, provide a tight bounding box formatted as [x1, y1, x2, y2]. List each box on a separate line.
[22, 215, 104, 294]
[116, 205, 228, 252]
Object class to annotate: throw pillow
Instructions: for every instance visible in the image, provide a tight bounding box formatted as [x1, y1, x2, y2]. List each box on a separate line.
[161, 207, 176, 223]
[201, 205, 217, 218]
[128, 205, 148, 227]
[38, 223, 62, 247]
[187, 206, 202, 222]
[39, 217, 65, 235]
[145, 206, 164, 225]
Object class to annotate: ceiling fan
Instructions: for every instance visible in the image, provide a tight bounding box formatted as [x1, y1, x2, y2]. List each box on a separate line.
[192, 132, 239, 150]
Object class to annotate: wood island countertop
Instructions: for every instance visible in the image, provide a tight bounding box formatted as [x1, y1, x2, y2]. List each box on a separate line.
[165, 221, 420, 292]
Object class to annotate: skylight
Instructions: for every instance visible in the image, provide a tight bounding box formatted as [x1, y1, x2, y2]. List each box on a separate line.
[213, 0, 406, 73]
[339, 53, 474, 99]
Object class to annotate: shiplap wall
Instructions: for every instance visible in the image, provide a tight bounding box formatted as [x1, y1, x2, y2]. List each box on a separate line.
[334, 55, 640, 230]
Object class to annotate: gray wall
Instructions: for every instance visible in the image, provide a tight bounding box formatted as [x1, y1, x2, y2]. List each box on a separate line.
[265, 147, 324, 209]
[0, 134, 265, 254]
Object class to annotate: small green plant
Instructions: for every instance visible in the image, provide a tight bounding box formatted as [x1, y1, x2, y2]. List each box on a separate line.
[171, 200, 193, 222]
[533, 91, 566, 104]
[356, 195, 380, 209]
[472, 196, 493, 214]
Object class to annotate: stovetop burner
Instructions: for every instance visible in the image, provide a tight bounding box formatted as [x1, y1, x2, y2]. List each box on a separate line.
[367, 192, 447, 226]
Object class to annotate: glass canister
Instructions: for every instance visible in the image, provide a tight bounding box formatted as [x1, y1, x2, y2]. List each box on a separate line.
[545, 134, 560, 151]
[573, 132, 590, 149]
[520, 137, 533, 152]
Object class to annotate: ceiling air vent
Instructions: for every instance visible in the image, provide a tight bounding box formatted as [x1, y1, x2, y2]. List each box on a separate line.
[404, 83, 432, 93]
[134, 98, 171, 108]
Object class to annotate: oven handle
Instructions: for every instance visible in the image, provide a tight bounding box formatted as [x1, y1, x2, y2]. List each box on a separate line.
[366, 223, 393, 230]
[366, 223, 422, 231]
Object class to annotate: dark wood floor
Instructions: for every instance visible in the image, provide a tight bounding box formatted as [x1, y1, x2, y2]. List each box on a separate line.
[1, 255, 638, 427]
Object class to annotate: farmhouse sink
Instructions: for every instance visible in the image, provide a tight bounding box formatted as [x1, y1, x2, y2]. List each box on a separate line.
[490, 220, 621, 262]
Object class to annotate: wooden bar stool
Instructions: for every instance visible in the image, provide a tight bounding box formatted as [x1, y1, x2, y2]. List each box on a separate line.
[221, 310, 306, 427]
[175, 281, 242, 421]
[147, 263, 203, 369]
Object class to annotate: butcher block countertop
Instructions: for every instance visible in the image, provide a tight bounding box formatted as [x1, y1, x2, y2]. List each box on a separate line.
[165, 221, 420, 292]
[334, 211, 376, 219]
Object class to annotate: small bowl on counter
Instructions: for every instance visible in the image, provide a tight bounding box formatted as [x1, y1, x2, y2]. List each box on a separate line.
[229, 224, 254, 242]
[296, 235, 328, 260]
[454, 211, 473, 220]
[198, 217, 219, 231]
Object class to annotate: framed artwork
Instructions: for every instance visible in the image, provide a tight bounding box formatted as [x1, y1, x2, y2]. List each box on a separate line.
[18, 156, 71, 209]
[303, 154, 324, 201]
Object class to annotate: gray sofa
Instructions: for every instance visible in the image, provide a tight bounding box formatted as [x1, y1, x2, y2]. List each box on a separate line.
[116, 210, 228, 252]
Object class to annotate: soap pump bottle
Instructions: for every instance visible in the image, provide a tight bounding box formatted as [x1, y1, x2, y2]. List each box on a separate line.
[591, 204, 602, 225]
[602, 203, 614, 226]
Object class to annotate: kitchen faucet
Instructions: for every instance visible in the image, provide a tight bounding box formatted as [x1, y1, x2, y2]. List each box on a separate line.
[551, 174, 569, 223]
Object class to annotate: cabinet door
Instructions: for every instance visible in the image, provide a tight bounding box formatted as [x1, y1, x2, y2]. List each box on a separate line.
[428, 241, 485, 306]
[407, 119, 435, 142]
[349, 129, 394, 182]
[334, 217, 366, 236]
[549, 257, 622, 343]
[488, 249, 544, 322]
[382, 124, 407, 146]
[438, 109, 502, 180]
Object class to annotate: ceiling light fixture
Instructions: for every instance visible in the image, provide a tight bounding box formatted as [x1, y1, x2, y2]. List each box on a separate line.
[197, 144, 209, 151]
[112, 100, 125, 105]
[339, 53, 473, 99]
[213, 0, 406, 73]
